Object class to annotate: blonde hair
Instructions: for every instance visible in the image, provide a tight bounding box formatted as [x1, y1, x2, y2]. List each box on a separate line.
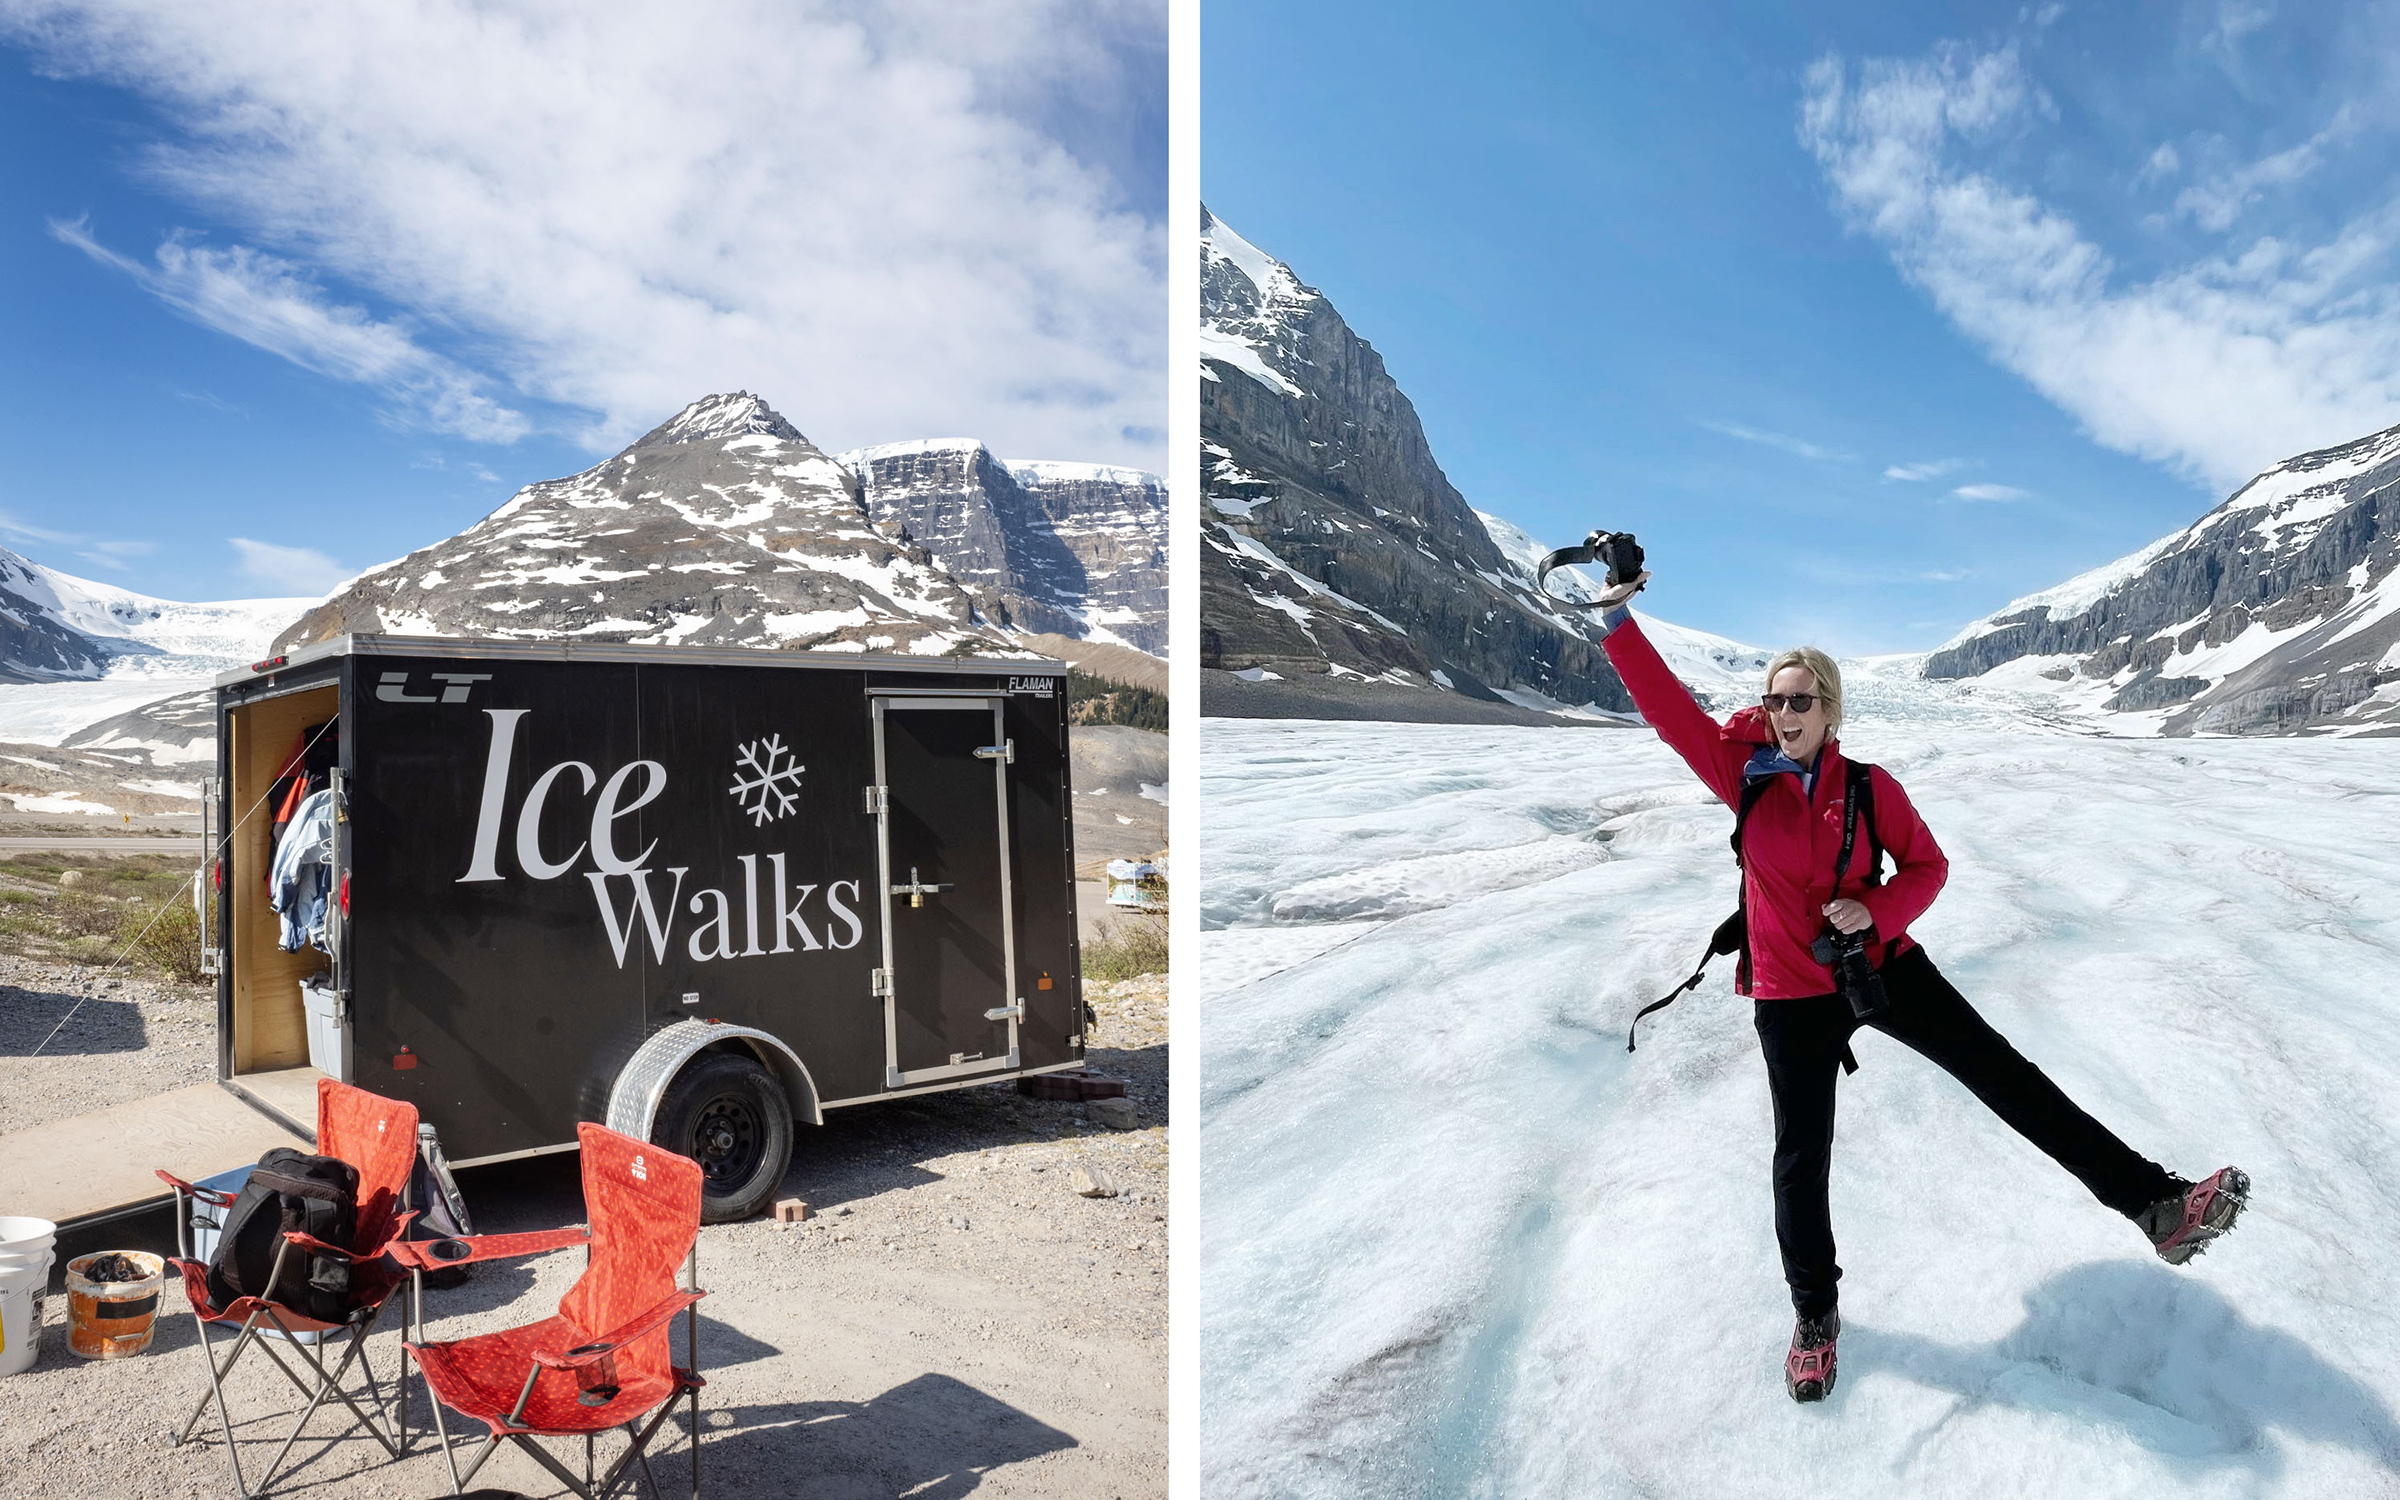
[1764, 647, 1843, 738]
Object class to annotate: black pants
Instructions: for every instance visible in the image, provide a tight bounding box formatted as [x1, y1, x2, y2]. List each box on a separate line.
[1752, 944, 2178, 1321]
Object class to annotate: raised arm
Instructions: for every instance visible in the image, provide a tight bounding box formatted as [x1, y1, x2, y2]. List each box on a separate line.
[1596, 598, 1749, 809]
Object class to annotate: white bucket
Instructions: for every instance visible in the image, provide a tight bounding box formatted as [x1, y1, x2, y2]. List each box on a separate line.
[0, 1217, 57, 1273]
[0, 1256, 49, 1376]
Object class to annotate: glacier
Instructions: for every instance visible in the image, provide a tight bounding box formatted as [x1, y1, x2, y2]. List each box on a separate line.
[1198, 695, 2400, 1498]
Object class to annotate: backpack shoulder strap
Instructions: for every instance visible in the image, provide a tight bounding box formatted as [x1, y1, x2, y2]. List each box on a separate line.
[1845, 759, 1884, 883]
[1730, 774, 1775, 863]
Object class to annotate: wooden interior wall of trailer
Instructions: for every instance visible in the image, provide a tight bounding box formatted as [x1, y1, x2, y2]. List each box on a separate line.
[230, 686, 338, 1074]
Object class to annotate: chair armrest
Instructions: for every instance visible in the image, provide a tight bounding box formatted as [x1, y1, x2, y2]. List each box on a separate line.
[385, 1226, 590, 1271]
[282, 1228, 360, 1262]
[531, 1289, 708, 1370]
[284, 1210, 419, 1265]
[156, 1169, 237, 1207]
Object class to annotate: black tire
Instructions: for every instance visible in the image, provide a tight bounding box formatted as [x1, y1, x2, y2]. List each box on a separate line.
[651, 1051, 793, 1223]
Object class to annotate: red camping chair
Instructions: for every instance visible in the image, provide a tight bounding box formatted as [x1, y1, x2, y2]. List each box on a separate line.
[400, 1122, 708, 1499]
[156, 1078, 422, 1498]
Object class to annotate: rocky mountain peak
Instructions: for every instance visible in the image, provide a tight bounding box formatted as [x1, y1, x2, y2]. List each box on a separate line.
[1199, 210, 1628, 719]
[1925, 419, 2400, 735]
[631, 391, 810, 450]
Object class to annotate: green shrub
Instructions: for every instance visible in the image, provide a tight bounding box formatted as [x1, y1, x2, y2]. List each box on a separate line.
[116, 896, 206, 984]
[1083, 911, 1167, 981]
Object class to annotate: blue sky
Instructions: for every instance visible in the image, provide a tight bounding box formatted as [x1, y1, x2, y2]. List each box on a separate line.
[1204, 0, 2400, 655]
[0, 0, 1165, 605]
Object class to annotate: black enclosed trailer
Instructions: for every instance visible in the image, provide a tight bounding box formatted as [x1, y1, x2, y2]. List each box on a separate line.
[205, 636, 1087, 1220]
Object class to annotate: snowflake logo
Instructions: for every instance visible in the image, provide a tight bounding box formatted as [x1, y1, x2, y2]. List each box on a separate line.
[729, 734, 805, 826]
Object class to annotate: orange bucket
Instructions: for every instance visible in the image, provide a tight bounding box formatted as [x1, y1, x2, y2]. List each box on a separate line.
[64, 1252, 165, 1360]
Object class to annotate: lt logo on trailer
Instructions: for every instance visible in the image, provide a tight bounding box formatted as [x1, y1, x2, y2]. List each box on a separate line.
[375, 671, 493, 703]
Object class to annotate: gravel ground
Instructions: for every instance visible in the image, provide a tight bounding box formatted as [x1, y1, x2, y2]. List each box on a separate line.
[0, 954, 216, 1135]
[0, 971, 1168, 1497]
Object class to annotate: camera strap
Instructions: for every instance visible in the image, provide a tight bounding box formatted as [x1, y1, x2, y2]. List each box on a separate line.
[1626, 757, 1881, 1068]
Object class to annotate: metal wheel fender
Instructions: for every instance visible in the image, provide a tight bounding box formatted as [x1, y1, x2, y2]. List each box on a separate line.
[606, 1019, 823, 1143]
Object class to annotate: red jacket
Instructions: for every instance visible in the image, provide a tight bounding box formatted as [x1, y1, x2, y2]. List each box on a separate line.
[1602, 617, 1949, 999]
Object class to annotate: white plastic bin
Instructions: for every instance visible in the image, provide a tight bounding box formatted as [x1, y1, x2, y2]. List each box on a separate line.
[300, 977, 345, 1080]
[186, 1167, 321, 1344]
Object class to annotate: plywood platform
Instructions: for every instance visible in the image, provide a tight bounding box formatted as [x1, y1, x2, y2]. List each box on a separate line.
[0, 1080, 313, 1230]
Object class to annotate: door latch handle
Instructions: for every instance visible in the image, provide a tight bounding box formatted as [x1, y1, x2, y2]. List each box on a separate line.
[973, 740, 1014, 763]
[983, 1002, 1024, 1022]
[890, 866, 955, 908]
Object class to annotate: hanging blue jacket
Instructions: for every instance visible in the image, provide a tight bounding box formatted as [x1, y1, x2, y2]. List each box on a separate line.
[269, 789, 335, 953]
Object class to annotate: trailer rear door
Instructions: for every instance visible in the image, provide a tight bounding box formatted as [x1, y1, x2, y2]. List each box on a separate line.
[872, 693, 1019, 1088]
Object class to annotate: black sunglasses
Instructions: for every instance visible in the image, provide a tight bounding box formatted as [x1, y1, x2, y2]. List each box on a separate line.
[1760, 693, 1821, 713]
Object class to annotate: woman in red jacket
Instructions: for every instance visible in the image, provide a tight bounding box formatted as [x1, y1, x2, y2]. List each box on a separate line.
[1593, 568, 2247, 1404]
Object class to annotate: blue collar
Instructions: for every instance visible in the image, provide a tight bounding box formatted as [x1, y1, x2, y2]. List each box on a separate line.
[1745, 743, 1823, 794]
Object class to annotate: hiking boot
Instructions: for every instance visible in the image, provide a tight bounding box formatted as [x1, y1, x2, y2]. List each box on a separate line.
[1785, 1309, 1838, 1403]
[2139, 1166, 2249, 1265]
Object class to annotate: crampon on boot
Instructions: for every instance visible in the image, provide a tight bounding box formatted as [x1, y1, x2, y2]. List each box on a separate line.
[2140, 1166, 2250, 1266]
[1785, 1310, 1839, 1403]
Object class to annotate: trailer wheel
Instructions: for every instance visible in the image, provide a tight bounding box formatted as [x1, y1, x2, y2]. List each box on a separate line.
[651, 1052, 793, 1223]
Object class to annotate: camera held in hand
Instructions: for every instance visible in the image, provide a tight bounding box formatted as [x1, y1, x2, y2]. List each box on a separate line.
[1811, 926, 1888, 1020]
[1535, 528, 1645, 605]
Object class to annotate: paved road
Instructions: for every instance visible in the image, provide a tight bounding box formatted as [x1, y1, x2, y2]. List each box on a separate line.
[0, 837, 203, 853]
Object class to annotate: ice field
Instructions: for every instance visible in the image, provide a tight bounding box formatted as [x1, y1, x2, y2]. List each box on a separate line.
[1197, 699, 2400, 1499]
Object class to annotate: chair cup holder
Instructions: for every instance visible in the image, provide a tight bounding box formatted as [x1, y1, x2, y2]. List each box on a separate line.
[564, 1343, 620, 1406]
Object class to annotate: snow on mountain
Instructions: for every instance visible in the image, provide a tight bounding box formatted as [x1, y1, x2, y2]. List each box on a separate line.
[0, 546, 310, 749]
[842, 439, 1167, 655]
[273, 393, 1166, 664]
[1199, 714, 2400, 1498]
[279, 393, 992, 658]
[1927, 422, 2400, 736]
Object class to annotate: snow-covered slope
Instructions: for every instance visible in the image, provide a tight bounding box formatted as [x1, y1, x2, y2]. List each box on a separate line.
[275, 392, 1166, 662]
[277, 393, 994, 657]
[0, 546, 310, 745]
[1198, 715, 2400, 1498]
[0, 547, 309, 682]
[1927, 424, 2400, 736]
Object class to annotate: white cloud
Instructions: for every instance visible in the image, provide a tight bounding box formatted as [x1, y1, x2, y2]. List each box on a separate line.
[1699, 419, 1849, 461]
[53, 218, 530, 442]
[1949, 482, 2032, 501]
[1885, 458, 1966, 480]
[3, 0, 1166, 467]
[2173, 107, 2354, 232]
[75, 540, 155, 570]
[1801, 41, 2400, 493]
[0, 510, 79, 547]
[230, 537, 348, 594]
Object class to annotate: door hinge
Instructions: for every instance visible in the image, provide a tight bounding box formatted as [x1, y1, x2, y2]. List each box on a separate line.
[983, 1002, 1024, 1022]
[871, 968, 893, 997]
[973, 740, 1015, 763]
[862, 785, 888, 815]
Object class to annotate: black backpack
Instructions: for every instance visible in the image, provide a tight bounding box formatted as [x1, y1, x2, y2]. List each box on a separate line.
[1625, 759, 1884, 1065]
[208, 1147, 361, 1323]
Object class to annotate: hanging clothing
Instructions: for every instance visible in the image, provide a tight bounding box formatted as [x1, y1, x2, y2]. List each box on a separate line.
[267, 718, 341, 872]
[269, 788, 335, 953]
